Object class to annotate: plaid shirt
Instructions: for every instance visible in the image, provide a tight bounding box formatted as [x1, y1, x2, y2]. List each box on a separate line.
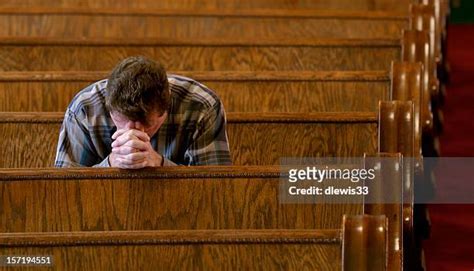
[55, 75, 232, 167]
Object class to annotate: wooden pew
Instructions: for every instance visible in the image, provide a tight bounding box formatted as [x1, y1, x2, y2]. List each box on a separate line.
[364, 153, 404, 270]
[411, 4, 442, 67]
[378, 101, 417, 268]
[0, 37, 400, 71]
[0, 112, 378, 167]
[0, 8, 407, 39]
[0, 166, 386, 232]
[0, 166, 399, 269]
[402, 30, 434, 134]
[410, 4, 442, 105]
[402, 29, 441, 158]
[0, 0, 416, 12]
[0, 70, 390, 112]
[0, 216, 388, 270]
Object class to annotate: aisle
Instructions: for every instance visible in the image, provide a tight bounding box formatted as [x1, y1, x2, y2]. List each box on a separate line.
[424, 24, 474, 271]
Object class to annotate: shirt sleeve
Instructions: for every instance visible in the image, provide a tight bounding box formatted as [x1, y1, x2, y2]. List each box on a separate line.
[184, 101, 232, 165]
[54, 109, 105, 167]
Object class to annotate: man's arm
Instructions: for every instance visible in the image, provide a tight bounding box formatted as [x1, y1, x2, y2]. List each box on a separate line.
[54, 109, 105, 167]
[184, 102, 232, 165]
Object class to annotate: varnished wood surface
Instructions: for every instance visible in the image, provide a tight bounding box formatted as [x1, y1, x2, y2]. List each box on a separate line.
[0, 70, 390, 81]
[0, 37, 401, 46]
[391, 62, 423, 158]
[378, 101, 415, 269]
[228, 112, 377, 163]
[0, 215, 391, 270]
[0, 11, 406, 39]
[0, 112, 378, 167]
[0, 38, 400, 71]
[0, 165, 286, 179]
[0, 229, 341, 246]
[409, 5, 441, 102]
[0, 7, 408, 18]
[0, 71, 390, 112]
[411, 4, 441, 62]
[0, 81, 389, 113]
[228, 112, 378, 122]
[342, 215, 388, 270]
[0, 167, 362, 232]
[0, 0, 416, 12]
[1, 243, 341, 270]
[364, 153, 404, 271]
[402, 30, 433, 132]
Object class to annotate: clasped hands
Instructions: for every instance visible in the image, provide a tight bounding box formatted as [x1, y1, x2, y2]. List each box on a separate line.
[108, 127, 163, 169]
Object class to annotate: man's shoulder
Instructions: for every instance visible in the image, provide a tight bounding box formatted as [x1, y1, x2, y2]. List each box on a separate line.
[168, 74, 221, 111]
[67, 79, 108, 116]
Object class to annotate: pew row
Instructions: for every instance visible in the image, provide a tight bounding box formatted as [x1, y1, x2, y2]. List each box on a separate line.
[0, 62, 424, 117]
[0, 163, 404, 269]
[0, 70, 390, 112]
[0, 112, 378, 167]
[0, 216, 388, 270]
[0, 37, 400, 71]
[0, 165, 401, 232]
[0, 8, 407, 39]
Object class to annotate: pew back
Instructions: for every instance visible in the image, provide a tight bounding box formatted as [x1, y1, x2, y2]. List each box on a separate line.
[0, 229, 345, 270]
[0, 8, 407, 39]
[0, 215, 388, 270]
[0, 38, 401, 71]
[0, 71, 390, 112]
[0, 112, 378, 167]
[0, 166, 365, 232]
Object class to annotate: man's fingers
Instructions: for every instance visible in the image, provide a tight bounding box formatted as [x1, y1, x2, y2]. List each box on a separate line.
[112, 146, 140, 155]
[120, 139, 149, 151]
[111, 128, 127, 140]
[116, 157, 148, 168]
[112, 129, 150, 147]
[121, 152, 149, 163]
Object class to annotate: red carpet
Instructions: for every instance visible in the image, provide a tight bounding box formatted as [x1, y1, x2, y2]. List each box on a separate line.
[423, 25, 474, 271]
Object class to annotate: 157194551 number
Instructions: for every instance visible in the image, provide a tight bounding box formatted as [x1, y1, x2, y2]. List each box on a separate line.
[0, 255, 53, 266]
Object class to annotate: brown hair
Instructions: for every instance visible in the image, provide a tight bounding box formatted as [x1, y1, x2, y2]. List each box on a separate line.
[106, 56, 170, 125]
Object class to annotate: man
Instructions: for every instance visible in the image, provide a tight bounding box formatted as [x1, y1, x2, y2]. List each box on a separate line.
[55, 56, 231, 168]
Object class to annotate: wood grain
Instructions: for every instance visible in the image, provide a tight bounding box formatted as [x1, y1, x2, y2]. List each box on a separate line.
[0, 112, 378, 167]
[1, 242, 341, 270]
[0, 0, 416, 12]
[0, 229, 341, 246]
[0, 71, 390, 112]
[0, 7, 409, 18]
[0, 167, 362, 232]
[0, 216, 391, 270]
[0, 38, 400, 71]
[0, 12, 406, 39]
